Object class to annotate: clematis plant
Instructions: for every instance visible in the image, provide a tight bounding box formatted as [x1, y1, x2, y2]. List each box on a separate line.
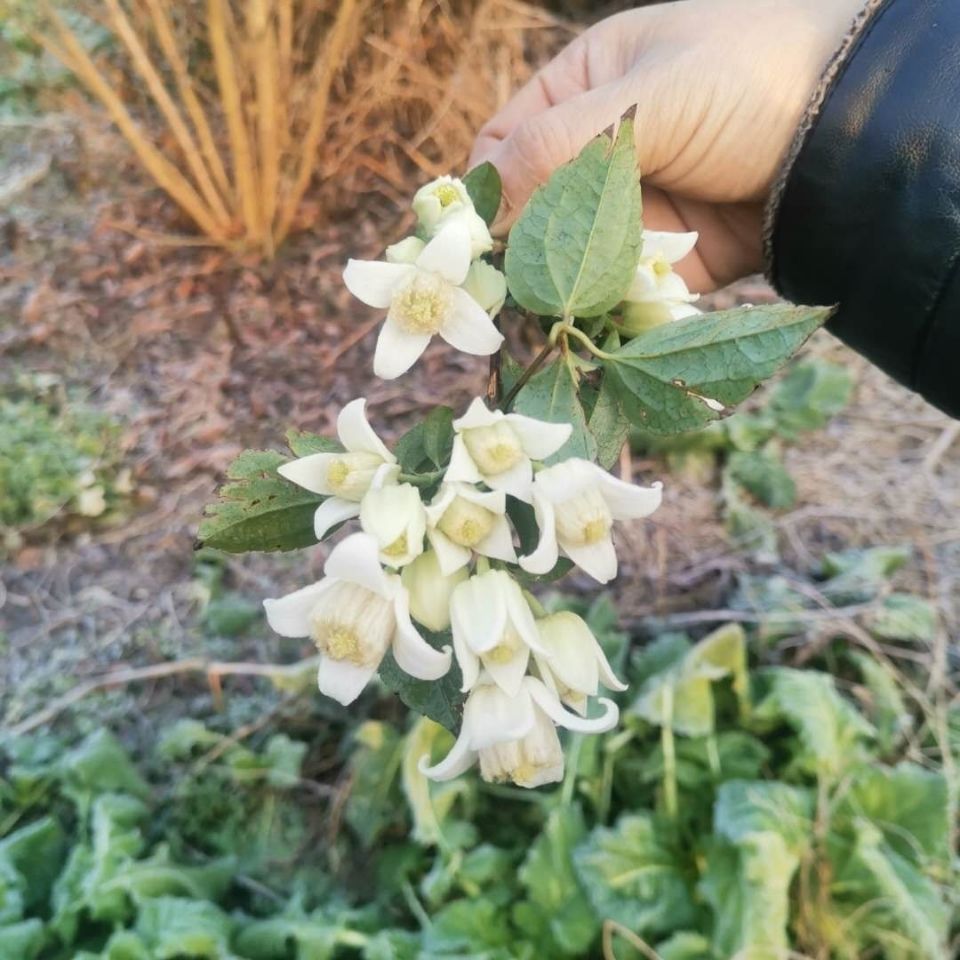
[199, 113, 831, 791]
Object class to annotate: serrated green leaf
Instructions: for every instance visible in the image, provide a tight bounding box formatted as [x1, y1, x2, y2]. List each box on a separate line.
[607, 304, 831, 435]
[820, 545, 911, 603]
[505, 118, 641, 318]
[285, 430, 343, 458]
[135, 896, 233, 958]
[517, 805, 598, 955]
[868, 593, 938, 643]
[752, 668, 874, 780]
[573, 814, 695, 936]
[586, 373, 630, 469]
[60, 729, 150, 800]
[197, 450, 322, 553]
[512, 357, 595, 463]
[394, 407, 455, 474]
[378, 637, 464, 733]
[850, 652, 912, 753]
[0, 816, 65, 910]
[714, 780, 814, 856]
[462, 162, 502, 226]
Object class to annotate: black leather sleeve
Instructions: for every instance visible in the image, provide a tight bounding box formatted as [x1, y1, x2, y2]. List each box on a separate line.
[768, 0, 960, 419]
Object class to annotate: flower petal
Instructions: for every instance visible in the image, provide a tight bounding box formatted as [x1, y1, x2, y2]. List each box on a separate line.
[466, 683, 537, 749]
[561, 535, 619, 584]
[642, 229, 699, 264]
[313, 497, 361, 541]
[277, 452, 339, 495]
[452, 397, 499, 432]
[391, 588, 452, 680]
[415, 219, 472, 285]
[263, 580, 333, 637]
[373, 318, 432, 380]
[418, 730, 477, 782]
[443, 435, 484, 485]
[598, 473, 663, 520]
[343, 259, 414, 308]
[439, 288, 505, 357]
[518, 491, 559, 575]
[318, 655, 378, 705]
[476, 514, 518, 564]
[526, 677, 619, 733]
[482, 456, 533, 502]
[483, 643, 530, 699]
[626, 262, 659, 302]
[505, 414, 573, 461]
[453, 626, 481, 692]
[595, 645, 629, 692]
[337, 398, 394, 461]
[426, 527, 471, 576]
[450, 575, 507, 655]
[504, 580, 547, 655]
[324, 532, 392, 597]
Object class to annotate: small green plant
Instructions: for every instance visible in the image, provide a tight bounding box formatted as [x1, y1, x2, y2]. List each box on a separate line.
[0, 380, 130, 546]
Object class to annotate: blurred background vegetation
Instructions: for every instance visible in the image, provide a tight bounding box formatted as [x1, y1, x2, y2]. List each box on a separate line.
[1, 2, 958, 958]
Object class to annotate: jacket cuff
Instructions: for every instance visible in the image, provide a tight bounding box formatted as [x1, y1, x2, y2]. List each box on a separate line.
[765, 0, 960, 418]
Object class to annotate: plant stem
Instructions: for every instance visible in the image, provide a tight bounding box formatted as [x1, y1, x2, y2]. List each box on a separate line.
[500, 341, 555, 411]
[549, 320, 618, 361]
[661, 685, 678, 819]
[706, 733, 722, 778]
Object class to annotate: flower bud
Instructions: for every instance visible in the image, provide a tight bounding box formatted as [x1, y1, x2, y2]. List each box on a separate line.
[461, 421, 525, 476]
[461, 261, 507, 317]
[401, 549, 468, 632]
[411, 176, 493, 258]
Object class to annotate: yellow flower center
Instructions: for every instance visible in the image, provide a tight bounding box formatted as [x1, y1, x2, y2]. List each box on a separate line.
[437, 496, 496, 547]
[308, 582, 395, 667]
[652, 257, 672, 278]
[462, 422, 524, 475]
[435, 183, 460, 207]
[382, 533, 408, 559]
[327, 459, 350, 490]
[392, 275, 451, 335]
[555, 488, 613, 547]
[484, 626, 522, 665]
[312, 622, 363, 663]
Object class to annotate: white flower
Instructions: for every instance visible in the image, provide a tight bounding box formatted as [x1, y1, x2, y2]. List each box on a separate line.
[444, 398, 572, 502]
[419, 675, 618, 789]
[533, 611, 627, 715]
[277, 398, 398, 541]
[520, 459, 663, 584]
[621, 230, 701, 334]
[360, 482, 426, 568]
[461, 260, 507, 317]
[343, 220, 503, 380]
[425, 482, 517, 575]
[263, 533, 450, 705]
[449, 570, 545, 696]
[400, 549, 469, 632]
[412, 175, 493, 259]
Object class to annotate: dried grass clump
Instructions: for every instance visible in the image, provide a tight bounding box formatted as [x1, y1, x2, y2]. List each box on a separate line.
[26, 0, 569, 257]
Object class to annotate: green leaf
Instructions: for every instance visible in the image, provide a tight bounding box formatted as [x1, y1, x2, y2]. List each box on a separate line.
[586, 373, 630, 469]
[770, 358, 853, 438]
[820, 545, 911, 603]
[135, 896, 233, 959]
[0, 919, 44, 959]
[868, 593, 938, 643]
[0, 816, 65, 910]
[378, 636, 465, 733]
[60, 729, 150, 800]
[512, 357, 596, 463]
[424, 898, 513, 955]
[517, 805, 598, 955]
[849, 652, 912, 753]
[505, 117, 642, 318]
[463, 162, 502, 226]
[655, 932, 713, 960]
[345, 721, 404, 848]
[394, 407, 455, 474]
[285, 430, 342, 458]
[714, 780, 814, 856]
[607, 304, 831, 435]
[752, 668, 874, 780]
[197, 450, 322, 554]
[573, 814, 695, 937]
[725, 448, 796, 509]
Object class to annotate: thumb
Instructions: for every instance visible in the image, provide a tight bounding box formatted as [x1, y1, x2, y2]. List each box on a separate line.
[472, 74, 669, 234]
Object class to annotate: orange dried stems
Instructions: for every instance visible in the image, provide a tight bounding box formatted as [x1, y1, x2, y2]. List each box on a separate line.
[37, 0, 365, 257]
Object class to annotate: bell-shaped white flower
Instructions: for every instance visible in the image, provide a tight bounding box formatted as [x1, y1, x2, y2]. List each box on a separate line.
[520, 459, 663, 584]
[444, 398, 573, 502]
[425, 482, 517, 575]
[263, 533, 450, 706]
[461, 261, 507, 317]
[449, 570, 546, 696]
[277, 398, 398, 541]
[359, 482, 427, 568]
[533, 611, 627, 715]
[400, 549, 469, 632]
[621, 230, 701, 335]
[419, 675, 618, 789]
[412, 175, 493, 259]
[343, 220, 503, 380]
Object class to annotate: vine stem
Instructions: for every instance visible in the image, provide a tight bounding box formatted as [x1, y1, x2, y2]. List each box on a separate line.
[499, 340, 555, 411]
[661, 684, 678, 819]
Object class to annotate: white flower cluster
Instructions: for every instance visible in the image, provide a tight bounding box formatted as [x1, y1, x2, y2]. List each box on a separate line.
[621, 229, 701, 335]
[343, 176, 506, 380]
[264, 397, 663, 789]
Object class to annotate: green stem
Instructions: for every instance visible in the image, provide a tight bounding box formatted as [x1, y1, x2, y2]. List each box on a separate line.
[475, 555, 491, 575]
[500, 340, 556, 411]
[549, 320, 618, 361]
[706, 733, 721, 778]
[561, 734, 583, 807]
[523, 590, 548, 618]
[661, 685, 678, 820]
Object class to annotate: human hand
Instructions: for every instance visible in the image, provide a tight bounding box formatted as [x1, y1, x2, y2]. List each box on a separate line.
[470, 0, 866, 291]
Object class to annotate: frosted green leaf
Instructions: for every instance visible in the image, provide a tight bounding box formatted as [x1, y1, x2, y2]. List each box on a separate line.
[505, 117, 642, 317]
[586, 374, 630, 469]
[345, 721, 404, 848]
[770, 358, 854, 438]
[714, 780, 814, 856]
[573, 814, 695, 936]
[512, 357, 596, 463]
[725, 448, 797, 510]
[849, 652, 912, 753]
[607, 304, 831, 435]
